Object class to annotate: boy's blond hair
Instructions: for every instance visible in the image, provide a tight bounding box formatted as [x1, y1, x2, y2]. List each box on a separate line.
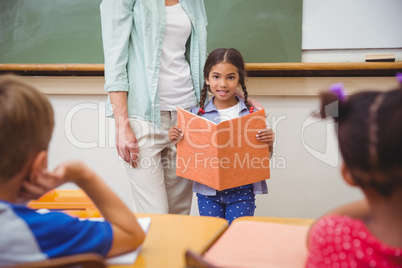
[0, 75, 54, 182]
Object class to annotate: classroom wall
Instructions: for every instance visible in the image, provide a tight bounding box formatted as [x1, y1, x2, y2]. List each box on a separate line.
[23, 76, 399, 219]
[9, 0, 401, 218]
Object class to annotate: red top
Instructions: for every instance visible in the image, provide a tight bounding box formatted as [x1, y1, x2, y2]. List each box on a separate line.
[306, 215, 402, 268]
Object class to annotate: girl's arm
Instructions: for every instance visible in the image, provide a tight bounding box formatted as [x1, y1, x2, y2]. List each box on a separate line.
[256, 128, 275, 156]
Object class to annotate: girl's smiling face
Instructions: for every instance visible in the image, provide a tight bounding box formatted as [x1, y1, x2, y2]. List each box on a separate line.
[206, 62, 240, 109]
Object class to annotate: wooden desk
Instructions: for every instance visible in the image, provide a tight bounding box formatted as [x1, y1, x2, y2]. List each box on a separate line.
[28, 189, 95, 210]
[110, 213, 228, 268]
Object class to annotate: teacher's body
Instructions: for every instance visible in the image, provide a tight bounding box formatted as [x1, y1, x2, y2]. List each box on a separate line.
[100, 0, 207, 214]
[100, 0, 260, 214]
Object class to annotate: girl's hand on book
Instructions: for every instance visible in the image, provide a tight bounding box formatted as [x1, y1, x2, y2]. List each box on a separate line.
[256, 128, 275, 145]
[169, 125, 183, 144]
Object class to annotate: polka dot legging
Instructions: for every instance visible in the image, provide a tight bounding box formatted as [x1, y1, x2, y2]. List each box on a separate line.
[196, 184, 256, 224]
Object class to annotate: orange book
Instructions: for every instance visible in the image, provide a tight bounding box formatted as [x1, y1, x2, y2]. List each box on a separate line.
[176, 107, 270, 190]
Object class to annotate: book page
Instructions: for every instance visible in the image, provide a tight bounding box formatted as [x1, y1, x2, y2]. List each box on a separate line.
[106, 217, 151, 265]
[216, 110, 270, 190]
[83, 217, 151, 265]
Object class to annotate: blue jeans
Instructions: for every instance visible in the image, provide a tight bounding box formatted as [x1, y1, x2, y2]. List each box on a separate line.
[197, 184, 256, 224]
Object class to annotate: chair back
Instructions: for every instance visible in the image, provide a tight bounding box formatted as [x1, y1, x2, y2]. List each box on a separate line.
[185, 250, 218, 268]
[7, 253, 106, 268]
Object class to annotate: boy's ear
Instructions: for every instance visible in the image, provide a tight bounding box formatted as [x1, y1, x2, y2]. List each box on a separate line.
[341, 162, 357, 186]
[29, 151, 48, 182]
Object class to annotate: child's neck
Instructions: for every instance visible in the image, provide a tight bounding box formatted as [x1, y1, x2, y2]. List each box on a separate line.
[364, 188, 402, 248]
[213, 97, 238, 110]
[0, 175, 24, 203]
[0, 163, 31, 203]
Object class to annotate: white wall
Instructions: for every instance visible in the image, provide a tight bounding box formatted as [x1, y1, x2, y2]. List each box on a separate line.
[18, 1, 402, 219]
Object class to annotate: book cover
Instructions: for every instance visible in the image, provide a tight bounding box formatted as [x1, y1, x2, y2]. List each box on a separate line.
[176, 107, 270, 190]
[203, 220, 309, 268]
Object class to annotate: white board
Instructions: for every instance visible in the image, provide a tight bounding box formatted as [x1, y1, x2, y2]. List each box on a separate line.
[302, 0, 402, 50]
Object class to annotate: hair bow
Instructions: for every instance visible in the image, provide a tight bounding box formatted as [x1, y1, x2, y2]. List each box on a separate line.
[329, 82, 346, 102]
[396, 72, 402, 83]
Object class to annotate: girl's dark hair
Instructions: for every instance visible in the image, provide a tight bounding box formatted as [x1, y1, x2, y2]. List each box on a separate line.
[198, 48, 249, 115]
[319, 83, 402, 197]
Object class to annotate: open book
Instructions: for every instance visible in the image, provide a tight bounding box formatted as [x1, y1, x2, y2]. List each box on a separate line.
[83, 216, 151, 265]
[176, 107, 270, 190]
[106, 217, 151, 265]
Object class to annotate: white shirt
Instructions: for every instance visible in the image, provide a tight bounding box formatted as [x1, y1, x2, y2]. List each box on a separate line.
[158, 3, 196, 111]
[218, 103, 241, 122]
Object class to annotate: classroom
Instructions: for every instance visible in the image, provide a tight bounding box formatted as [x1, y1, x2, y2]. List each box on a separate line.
[0, 0, 401, 267]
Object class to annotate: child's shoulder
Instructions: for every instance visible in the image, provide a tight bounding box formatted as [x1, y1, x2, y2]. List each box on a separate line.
[308, 214, 402, 267]
[0, 200, 113, 262]
[312, 214, 361, 229]
[310, 214, 367, 242]
[0, 200, 78, 226]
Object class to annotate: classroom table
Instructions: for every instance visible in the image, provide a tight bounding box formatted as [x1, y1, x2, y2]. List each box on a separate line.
[109, 213, 228, 268]
[28, 189, 96, 210]
[28, 190, 228, 267]
[200, 216, 316, 268]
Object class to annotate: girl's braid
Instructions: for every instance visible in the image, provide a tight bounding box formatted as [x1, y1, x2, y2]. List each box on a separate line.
[241, 83, 251, 110]
[197, 83, 209, 116]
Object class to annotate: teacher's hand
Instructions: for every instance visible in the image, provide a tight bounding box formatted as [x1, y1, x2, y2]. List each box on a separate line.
[116, 121, 139, 168]
[247, 97, 264, 110]
[234, 91, 264, 110]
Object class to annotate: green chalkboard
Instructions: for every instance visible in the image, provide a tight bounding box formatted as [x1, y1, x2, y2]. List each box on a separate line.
[0, 0, 302, 64]
[0, 0, 103, 64]
[204, 0, 302, 63]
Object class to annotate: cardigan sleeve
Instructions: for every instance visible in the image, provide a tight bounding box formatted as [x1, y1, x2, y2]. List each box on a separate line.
[100, 0, 135, 92]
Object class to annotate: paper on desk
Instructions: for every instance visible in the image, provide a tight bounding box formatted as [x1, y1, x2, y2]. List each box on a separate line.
[106, 217, 151, 265]
[85, 217, 151, 265]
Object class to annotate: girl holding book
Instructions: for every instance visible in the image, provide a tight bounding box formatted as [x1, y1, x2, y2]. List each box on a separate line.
[169, 48, 275, 224]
